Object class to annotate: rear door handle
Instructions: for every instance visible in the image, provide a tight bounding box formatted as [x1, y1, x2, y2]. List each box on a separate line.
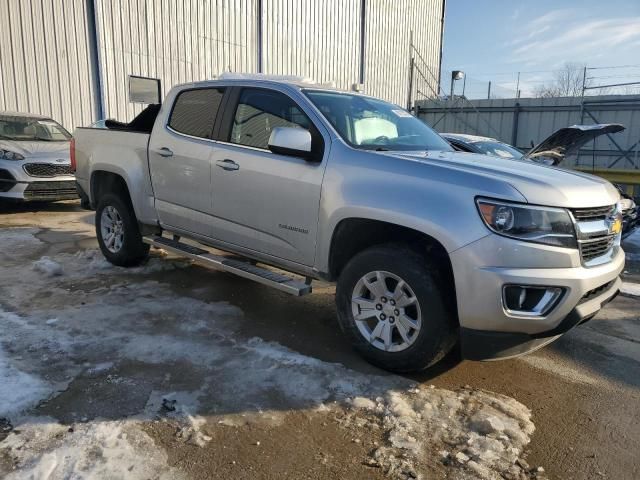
[157, 147, 173, 157]
[216, 159, 239, 171]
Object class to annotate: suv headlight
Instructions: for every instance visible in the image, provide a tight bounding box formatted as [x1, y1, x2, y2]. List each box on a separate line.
[476, 198, 576, 248]
[0, 149, 25, 161]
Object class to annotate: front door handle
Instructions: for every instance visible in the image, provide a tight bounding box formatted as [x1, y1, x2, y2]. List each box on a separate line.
[216, 159, 239, 171]
[157, 147, 174, 157]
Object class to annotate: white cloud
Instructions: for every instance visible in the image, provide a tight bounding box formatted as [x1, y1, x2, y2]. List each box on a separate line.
[509, 12, 640, 65]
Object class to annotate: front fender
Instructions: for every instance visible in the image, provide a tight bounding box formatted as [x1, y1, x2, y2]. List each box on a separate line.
[315, 145, 527, 273]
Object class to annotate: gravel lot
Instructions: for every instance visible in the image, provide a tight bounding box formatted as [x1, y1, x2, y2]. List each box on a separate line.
[0, 201, 638, 480]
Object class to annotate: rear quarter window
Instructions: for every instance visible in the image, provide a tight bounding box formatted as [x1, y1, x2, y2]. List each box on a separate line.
[168, 88, 225, 139]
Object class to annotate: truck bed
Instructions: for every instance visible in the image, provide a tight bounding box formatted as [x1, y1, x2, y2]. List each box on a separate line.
[73, 127, 157, 224]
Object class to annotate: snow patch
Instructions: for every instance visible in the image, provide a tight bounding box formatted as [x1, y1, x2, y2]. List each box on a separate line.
[33, 257, 63, 277]
[87, 361, 114, 375]
[0, 342, 51, 418]
[0, 228, 42, 250]
[350, 387, 539, 480]
[621, 282, 640, 297]
[348, 396, 377, 410]
[1, 418, 185, 480]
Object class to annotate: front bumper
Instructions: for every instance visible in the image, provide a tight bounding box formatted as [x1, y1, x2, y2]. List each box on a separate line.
[0, 165, 76, 201]
[451, 234, 625, 360]
[460, 277, 620, 360]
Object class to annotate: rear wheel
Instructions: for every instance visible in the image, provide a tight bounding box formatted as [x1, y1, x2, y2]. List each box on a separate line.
[336, 244, 457, 372]
[96, 193, 149, 266]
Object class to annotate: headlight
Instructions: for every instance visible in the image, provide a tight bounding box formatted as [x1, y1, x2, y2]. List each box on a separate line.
[476, 198, 576, 248]
[0, 149, 25, 161]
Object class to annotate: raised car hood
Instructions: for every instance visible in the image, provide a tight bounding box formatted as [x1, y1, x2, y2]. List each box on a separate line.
[522, 124, 625, 165]
[391, 150, 620, 208]
[0, 140, 70, 159]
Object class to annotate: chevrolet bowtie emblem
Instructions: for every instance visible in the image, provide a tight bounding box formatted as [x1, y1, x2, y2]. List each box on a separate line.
[610, 217, 622, 235]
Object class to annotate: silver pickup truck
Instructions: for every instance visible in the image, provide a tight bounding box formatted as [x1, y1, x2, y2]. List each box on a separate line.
[73, 75, 625, 372]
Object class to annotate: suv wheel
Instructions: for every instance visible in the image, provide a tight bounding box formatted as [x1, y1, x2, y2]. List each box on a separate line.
[96, 193, 149, 267]
[336, 244, 457, 372]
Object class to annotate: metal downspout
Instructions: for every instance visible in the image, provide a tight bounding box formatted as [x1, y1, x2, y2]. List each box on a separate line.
[86, 0, 104, 121]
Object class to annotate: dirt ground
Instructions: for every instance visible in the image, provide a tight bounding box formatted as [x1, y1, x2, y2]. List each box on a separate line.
[0, 200, 639, 480]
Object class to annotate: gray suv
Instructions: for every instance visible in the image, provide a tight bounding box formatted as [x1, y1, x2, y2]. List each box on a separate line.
[73, 76, 624, 372]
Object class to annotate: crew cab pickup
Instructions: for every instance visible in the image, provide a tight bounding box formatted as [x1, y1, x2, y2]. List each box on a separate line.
[73, 74, 625, 372]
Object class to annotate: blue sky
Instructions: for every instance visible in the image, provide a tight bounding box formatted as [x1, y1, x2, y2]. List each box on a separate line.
[442, 0, 640, 98]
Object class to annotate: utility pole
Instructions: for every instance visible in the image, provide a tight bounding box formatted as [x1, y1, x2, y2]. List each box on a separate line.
[406, 30, 414, 111]
[487, 81, 491, 99]
[407, 57, 415, 111]
[578, 65, 588, 166]
[515, 72, 520, 98]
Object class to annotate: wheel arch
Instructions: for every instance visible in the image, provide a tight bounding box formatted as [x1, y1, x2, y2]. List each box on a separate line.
[327, 218, 458, 321]
[90, 170, 134, 210]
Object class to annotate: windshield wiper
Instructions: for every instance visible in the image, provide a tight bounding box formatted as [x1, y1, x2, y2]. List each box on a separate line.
[374, 146, 390, 151]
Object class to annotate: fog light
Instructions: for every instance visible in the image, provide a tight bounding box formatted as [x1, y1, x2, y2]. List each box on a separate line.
[503, 285, 564, 316]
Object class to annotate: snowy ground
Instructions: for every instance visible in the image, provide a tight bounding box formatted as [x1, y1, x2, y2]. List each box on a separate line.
[1, 203, 639, 480]
[0, 227, 545, 480]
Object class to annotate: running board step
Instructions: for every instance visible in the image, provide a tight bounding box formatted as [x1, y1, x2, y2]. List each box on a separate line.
[143, 235, 312, 296]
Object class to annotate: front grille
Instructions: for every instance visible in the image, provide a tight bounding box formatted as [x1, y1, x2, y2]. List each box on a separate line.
[579, 234, 616, 262]
[571, 205, 615, 221]
[23, 163, 73, 177]
[23, 181, 78, 200]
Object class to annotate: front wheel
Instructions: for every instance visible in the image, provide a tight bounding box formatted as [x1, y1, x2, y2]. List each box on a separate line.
[96, 193, 149, 267]
[336, 244, 457, 372]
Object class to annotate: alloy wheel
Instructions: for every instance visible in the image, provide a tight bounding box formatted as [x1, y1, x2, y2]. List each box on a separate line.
[351, 270, 422, 352]
[100, 205, 125, 253]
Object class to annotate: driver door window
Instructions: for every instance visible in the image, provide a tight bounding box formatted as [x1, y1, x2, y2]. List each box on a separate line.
[229, 89, 311, 149]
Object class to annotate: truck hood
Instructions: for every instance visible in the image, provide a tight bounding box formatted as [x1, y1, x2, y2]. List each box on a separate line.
[389, 150, 620, 208]
[522, 124, 625, 165]
[0, 140, 70, 159]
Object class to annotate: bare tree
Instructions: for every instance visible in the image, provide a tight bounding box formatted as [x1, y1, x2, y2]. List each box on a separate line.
[534, 62, 589, 98]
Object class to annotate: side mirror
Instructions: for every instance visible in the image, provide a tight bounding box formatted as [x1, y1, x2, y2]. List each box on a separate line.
[268, 127, 314, 160]
[129, 75, 161, 104]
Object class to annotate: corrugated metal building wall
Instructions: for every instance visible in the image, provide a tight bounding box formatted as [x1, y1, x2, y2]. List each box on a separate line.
[365, 0, 443, 103]
[95, 0, 259, 121]
[261, 0, 362, 90]
[0, 0, 99, 130]
[1, 0, 444, 129]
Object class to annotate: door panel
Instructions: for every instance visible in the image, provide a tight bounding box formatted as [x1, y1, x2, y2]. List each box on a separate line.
[148, 87, 225, 236]
[210, 88, 327, 265]
[149, 133, 215, 235]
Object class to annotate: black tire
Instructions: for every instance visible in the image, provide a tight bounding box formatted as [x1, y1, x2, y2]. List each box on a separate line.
[95, 193, 149, 267]
[336, 243, 458, 372]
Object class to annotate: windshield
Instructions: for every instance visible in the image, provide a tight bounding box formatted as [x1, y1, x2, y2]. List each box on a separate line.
[473, 141, 523, 159]
[304, 90, 453, 152]
[0, 115, 71, 141]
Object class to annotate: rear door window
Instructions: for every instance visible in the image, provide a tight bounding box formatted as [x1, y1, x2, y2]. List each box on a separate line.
[229, 88, 312, 150]
[168, 88, 225, 139]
